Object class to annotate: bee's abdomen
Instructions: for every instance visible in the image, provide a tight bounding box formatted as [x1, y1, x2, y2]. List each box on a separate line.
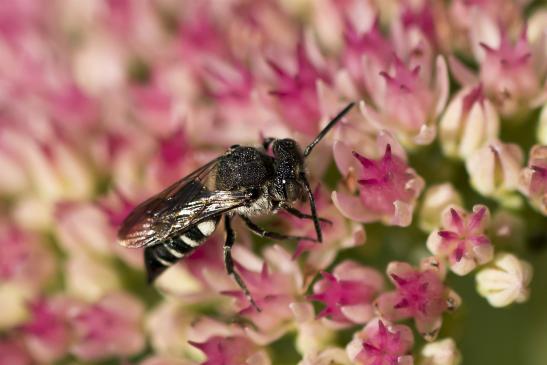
[144, 217, 219, 283]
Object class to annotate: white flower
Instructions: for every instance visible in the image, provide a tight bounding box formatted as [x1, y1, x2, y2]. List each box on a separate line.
[421, 338, 461, 365]
[476, 253, 532, 307]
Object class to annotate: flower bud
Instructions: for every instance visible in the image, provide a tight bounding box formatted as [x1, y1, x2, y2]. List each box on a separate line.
[539, 104, 547, 145]
[418, 183, 463, 232]
[439, 85, 499, 159]
[65, 254, 121, 301]
[0, 283, 30, 330]
[476, 252, 532, 307]
[421, 338, 461, 365]
[466, 141, 523, 201]
[519, 145, 547, 215]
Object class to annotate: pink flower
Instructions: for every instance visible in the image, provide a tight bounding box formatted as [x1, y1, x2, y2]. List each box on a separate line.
[310, 261, 384, 325]
[479, 30, 542, 114]
[450, 24, 546, 116]
[268, 40, 333, 136]
[0, 338, 32, 365]
[427, 205, 493, 275]
[333, 143, 424, 227]
[21, 296, 74, 363]
[288, 187, 365, 272]
[340, 19, 393, 96]
[70, 292, 145, 361]
[374, 258, 461, 341]
[519, 145, 547, 215]
[0, 224, 55, 291]
[361, 52, 449, 145]
[140, 356, 195, 365]
[346, 318, 414, 365]
[223, 245, 303, 344]
[190, 336, 270, 365]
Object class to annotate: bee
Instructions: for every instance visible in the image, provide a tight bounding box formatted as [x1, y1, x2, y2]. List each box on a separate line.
[118, 103, 354, 309]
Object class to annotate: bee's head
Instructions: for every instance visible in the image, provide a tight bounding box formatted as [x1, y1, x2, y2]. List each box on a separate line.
[271, 138, 306, 203]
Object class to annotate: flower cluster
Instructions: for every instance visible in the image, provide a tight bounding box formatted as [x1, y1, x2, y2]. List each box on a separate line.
[0, 1, 544, 365]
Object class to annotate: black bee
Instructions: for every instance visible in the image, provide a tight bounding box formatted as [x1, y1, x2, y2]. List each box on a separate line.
[118, 102, 354, 309]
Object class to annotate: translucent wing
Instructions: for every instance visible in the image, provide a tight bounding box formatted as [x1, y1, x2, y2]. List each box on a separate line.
[117, 158, 251, 248]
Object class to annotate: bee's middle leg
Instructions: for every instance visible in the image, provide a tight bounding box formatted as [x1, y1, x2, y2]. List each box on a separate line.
[240, 215, 318, 242]
[223, 215, 260, 311]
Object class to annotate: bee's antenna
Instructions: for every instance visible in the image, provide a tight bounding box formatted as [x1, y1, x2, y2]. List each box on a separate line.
[303, 102, 355, 157]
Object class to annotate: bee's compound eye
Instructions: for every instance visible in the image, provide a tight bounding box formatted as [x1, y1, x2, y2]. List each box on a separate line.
[230, 144, 240, 149]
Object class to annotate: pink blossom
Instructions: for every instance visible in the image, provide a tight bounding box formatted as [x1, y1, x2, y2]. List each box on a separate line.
[190, 336, 269, 365]
[70, 292, 145, 360]
[427, 205, 493, 275]
[333, 143, 424, 227]
[449, 0, 526, 38]
[140, 356, 196, 365]
[310, 260, 383, 325]
[340, 19, 393, 96]
[346, 318, 414, 365]
[268, 41, 333, 136]
[0, 224, 55, 291]
[222, 245, 303, 344]
[519, 145, 547, 215]
[361, 51, 449, 145]
[479, 30, 542, 114]
[288, 187, 365, 272]
[374, 258, 460, 341]
[0, 338, 32, 365]
[450, 24, 546, 116]
[21, 296, 74, 363]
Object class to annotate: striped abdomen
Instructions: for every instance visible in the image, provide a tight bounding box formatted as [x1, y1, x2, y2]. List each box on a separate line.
[144, 217, 220, 283]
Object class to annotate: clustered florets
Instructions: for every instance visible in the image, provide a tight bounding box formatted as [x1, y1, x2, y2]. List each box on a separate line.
[0, 1, 543, 364]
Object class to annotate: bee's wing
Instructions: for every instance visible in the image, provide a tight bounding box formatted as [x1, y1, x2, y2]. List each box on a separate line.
[118, 158, 250, 248]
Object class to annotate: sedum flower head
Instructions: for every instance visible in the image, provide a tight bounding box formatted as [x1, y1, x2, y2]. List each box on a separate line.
[426, 205, 493, 276]
[374, 258, 460, 341]
[476, 252, 532, 307]
[346, 318, 414, 365]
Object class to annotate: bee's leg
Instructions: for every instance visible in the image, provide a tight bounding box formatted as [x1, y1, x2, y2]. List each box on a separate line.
[240, 215, 318, 242]
[224, 215, 261, 312]
[300, 173, 323, 243]
[282, 206, 332, 225]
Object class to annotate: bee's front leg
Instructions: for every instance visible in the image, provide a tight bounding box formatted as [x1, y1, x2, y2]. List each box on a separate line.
[239, 215, 318, 242]
[282, 206, 333, 225]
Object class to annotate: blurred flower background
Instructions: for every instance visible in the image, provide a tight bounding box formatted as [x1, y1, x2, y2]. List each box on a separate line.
[0, 0, 546, 364]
